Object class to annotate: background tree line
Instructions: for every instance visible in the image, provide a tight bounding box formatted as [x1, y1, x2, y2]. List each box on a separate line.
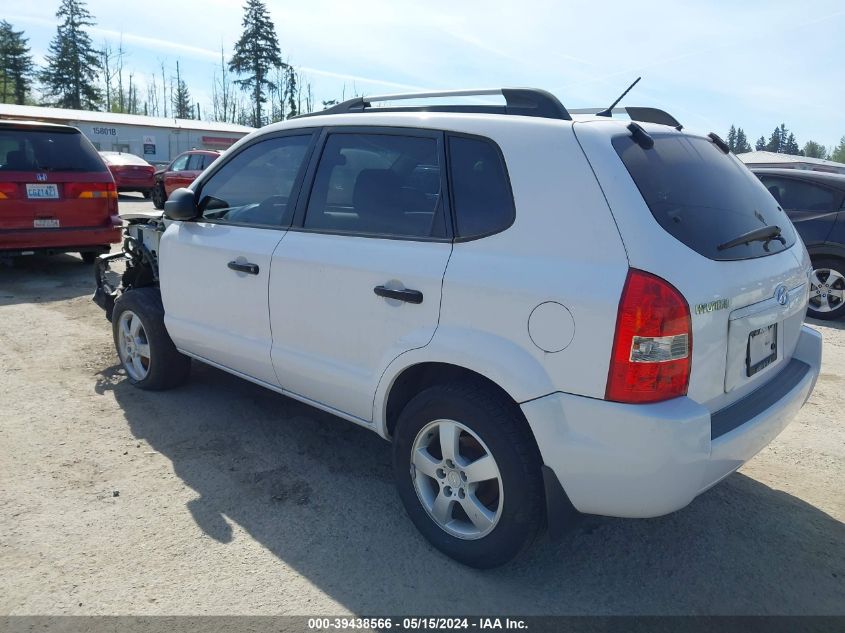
[0, 0, 327, 127]
[3, 0, 845, 158]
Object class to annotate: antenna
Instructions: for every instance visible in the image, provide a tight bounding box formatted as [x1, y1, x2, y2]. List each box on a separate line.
[596, 77, 641, 117]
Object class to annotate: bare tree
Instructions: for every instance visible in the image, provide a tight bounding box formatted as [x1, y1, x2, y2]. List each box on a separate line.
[100, 42, 113, 111]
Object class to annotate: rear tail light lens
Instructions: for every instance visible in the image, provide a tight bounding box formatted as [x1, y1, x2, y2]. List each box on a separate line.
[606, 269, 692, 404]
[0, 183, 19, 199]
[65, 181, 118, 199]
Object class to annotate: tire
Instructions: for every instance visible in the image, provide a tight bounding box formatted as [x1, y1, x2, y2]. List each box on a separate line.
[80, 251, 97, 265]
[807, 257, 845, 320]
[111, 287, 191, 390]
[392, 381, 545, 568]
[151, 182, 166, 210]
[142, 189, 152, 199]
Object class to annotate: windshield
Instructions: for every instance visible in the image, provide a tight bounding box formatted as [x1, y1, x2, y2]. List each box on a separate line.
[0, 127, 107, 173]
[613, 133, 796, 260]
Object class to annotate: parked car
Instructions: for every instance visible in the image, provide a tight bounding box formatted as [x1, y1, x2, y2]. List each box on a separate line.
[94, 89, 821, 568]
[752, 168, 845, 320]
[99, 151, 156, 198]
[0, 119, 121, 263]
[151, 149, 219, 210]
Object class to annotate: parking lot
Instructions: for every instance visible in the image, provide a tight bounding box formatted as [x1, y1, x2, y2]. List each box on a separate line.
[0, 193, 843, 615]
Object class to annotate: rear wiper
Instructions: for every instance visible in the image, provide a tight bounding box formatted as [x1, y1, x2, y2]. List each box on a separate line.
[717, 225, 785, 252]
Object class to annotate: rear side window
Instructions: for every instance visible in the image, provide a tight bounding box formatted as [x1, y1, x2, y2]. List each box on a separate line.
[758, 176, 837, 211]
[0, 127, 105, 172]
[304, 133, 445, 239]
[448, 135, 514, 239]
[613, 134, 796, 260]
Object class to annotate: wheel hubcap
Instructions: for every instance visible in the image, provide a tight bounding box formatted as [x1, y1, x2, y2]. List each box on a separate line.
[410, 419, 503, 540]
[117, 310, 151, 381]
[809, 267, 845, 313]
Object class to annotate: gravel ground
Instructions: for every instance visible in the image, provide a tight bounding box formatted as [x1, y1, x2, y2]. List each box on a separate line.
[1, 194, 843, 615]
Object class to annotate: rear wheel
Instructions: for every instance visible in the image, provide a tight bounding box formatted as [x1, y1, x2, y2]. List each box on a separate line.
[808, 258, 845, 320]
[151, 182, 166, 210]
[142, 189, 152, 199]
[80, 251, 97, 265]
[112, 288, 190, 390]
[392, 381, 545, 568]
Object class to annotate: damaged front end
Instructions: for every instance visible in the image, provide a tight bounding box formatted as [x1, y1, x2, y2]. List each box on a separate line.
[93, 215, 164, 321]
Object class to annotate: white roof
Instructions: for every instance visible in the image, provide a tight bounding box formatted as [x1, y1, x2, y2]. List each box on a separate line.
[737, 150, 845, 170]
[0, 103, 254, 135]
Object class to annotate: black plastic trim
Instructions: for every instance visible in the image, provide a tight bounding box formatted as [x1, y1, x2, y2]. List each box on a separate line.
[711, 358, 810, 440]
[541, 465, 582, 539]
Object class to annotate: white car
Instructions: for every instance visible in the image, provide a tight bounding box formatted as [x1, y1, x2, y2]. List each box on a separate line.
[95, 88, 822, 568]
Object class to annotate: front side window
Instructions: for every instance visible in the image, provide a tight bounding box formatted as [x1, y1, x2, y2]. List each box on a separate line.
[170, 154, 189, 171]
[197, 134, 312, 227]
[447, 135, 514, 238]
[304, 133, 444, 239]
[758, 176, 837, 211]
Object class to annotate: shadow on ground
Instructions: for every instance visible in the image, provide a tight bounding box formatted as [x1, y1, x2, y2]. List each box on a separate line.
[0, 253, 96, 306]
[96, 360, 845, 616]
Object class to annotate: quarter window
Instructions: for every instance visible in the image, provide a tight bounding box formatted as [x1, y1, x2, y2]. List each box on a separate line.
[304, 133, 444, 239]
[197, 134, 312, 227]
[447, 135, 514, 238]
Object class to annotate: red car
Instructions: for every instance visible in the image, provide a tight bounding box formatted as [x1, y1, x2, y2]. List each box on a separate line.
[99, 151, 156, 198]
[151, 149, 220, 209]
[0, 120, 121, 263]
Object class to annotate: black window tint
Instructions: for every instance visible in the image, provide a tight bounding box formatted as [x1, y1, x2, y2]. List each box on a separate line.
[613, 134, 796, 261]
[197, 134, 312, 227]
[0, 128, 105, 172]
[448, 135, 514, 238]
[758, 176, 837, 211]
[305, 133, 443, 239]
[170, 154, 189, 171]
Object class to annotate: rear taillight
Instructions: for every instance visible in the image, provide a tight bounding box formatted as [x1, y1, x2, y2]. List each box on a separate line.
[65, 181, 118, 199]
[0, 183, 19, 199]
[606, 269, 692, 404]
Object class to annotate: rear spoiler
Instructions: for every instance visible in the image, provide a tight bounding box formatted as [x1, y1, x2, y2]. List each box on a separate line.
[569, 107, 682, 129]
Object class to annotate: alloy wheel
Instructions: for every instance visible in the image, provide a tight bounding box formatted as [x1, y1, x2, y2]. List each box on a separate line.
[809, 267, 845, 314]
[117, 310, 151, 381]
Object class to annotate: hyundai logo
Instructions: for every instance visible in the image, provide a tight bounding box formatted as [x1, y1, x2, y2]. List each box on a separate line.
[775, 284, 788, 306]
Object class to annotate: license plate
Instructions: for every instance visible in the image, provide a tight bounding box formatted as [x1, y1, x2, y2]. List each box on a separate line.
[33, 218, 60, 228]
[746, 323, 777, 377]
[26, 184, 59, 199]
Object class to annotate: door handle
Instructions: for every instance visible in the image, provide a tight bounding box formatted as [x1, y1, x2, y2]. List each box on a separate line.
[228, 260, 260, 275]
[374, 285, 423, 304]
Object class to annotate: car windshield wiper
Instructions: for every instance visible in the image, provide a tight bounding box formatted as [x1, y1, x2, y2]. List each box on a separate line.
[717, 225, 785, 252]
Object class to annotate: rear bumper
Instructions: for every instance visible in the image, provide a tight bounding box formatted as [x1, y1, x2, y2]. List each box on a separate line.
[522, 325, 822, 518]
[0, 226, 122, 254]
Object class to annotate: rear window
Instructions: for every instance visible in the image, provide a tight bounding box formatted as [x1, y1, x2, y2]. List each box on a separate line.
[613, 134, 796, 260]
[0, 127, 106, 173]
[100, 152, 150, 167]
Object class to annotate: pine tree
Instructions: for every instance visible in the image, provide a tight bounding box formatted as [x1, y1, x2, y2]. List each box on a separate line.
[229, 0, 283, 127]
[735, 128, 752, 154]
[802, 141, 828, 160]
[40, 0, 101, 109]
[727, 125, 737, 153]
[784, 132, 800, 155]
[285, 64, 297, 119]
[765, 125, 784, 153]
[0, 21, 35, 104]
[172, 60, 192, 119]
[830, 136, 845, 164]
[755, 136, 766, 151]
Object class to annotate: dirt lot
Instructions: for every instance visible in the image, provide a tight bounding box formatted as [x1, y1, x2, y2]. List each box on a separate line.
[1, 200, 844, 615]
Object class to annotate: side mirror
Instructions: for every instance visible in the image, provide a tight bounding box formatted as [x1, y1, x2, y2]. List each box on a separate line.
[164, 188, 200, 221]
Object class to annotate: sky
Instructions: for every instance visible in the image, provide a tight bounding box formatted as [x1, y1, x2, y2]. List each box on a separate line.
[5, 0, 845, 149]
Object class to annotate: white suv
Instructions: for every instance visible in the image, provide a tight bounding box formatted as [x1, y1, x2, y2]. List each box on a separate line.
[95, 88, 822, 568]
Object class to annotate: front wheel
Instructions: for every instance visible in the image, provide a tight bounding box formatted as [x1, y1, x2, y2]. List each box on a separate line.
[151, 182, 166, 210]
[112, 288, 190, 390]
[808, 258, 845, 320]
[392, 382, 545, 568]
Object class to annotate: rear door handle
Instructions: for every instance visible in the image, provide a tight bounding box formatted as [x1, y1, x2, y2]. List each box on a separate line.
[374, 285, 423, 304]
[228, 260, 260, 275]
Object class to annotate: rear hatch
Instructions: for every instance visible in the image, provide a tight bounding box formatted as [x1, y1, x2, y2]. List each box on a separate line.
[0, 122, 116, 233]
[101, 152, 155, 185]
[574, 120, 810, 412]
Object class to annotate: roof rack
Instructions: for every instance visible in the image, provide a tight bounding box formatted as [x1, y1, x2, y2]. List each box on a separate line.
[569, 107, 682, 128]
[296, 88, 572, 121]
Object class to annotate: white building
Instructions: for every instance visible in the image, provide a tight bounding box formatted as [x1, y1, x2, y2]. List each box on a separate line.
[737, 150, 845, 175]
[0, 103, 254, 165]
